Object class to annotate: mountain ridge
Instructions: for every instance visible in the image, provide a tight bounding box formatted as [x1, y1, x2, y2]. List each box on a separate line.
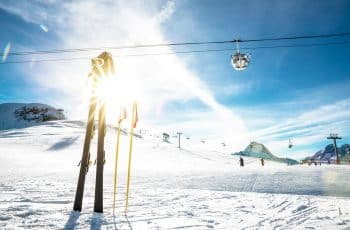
[0, 103, 65, 130]
[307, 143, 350, 162]
[233, 141, 299, 165]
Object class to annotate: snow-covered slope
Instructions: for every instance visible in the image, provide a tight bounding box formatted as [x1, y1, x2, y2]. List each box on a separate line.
[1, 121, 350, 229]
[0, 103, 65, 130]
[233, 141, 299, 165]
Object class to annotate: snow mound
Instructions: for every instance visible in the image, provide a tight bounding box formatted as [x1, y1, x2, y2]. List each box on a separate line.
[233, 141, 298, 165]
[0, 103, 65, 130]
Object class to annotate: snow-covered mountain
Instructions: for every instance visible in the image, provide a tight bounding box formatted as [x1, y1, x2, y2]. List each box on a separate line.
[309, 143, 350, 161]
[233, 141, 299, 165]
[0, 103, 65, 130]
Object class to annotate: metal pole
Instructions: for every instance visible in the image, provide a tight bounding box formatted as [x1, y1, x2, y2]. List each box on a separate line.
[333, 138, 340, 164]
[94, 98, 106, 213]
[177, 132, 182, 148]
[327, 133, 342, 165]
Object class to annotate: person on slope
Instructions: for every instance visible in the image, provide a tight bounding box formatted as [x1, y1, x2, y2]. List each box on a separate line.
[260, 158, 265, 166]
[239, 157, 244, 167]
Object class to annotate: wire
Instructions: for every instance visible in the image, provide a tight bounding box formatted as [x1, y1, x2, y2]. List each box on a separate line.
[0, 57, 91, 64]
[242, 32, 350, 42]
[243, 40, 350, 50]
[5, 32, 350, 57]
[1, 40, 350, 65]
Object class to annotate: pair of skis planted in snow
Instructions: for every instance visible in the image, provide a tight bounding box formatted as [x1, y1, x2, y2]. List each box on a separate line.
[73, 52, 114, 213]
[74, 96, 138, 214]
[73, 51, 138, 214]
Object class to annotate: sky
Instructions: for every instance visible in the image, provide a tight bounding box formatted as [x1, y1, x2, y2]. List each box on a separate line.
[0, 0, 350, 159]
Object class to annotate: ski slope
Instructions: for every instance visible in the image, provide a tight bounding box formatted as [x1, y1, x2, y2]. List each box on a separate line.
[1, 120, 350, 229]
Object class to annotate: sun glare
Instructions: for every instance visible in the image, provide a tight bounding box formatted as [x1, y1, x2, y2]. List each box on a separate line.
[93, 75, 141, 120]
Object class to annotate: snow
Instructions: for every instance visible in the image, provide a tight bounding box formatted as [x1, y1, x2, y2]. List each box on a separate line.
[1, 120, 350, 229]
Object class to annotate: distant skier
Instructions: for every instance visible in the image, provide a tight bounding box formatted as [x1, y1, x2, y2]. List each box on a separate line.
[260, 158, 265, 166]
[239, 157, 244, 167]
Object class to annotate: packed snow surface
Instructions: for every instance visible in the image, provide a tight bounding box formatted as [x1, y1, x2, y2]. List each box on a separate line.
[1, 120, 350, 229]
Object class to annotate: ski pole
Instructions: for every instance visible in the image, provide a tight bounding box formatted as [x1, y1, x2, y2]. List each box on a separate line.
[113, 123, 123, 214]
[113, 107, 127, 214]
[125, 102, 138, 214]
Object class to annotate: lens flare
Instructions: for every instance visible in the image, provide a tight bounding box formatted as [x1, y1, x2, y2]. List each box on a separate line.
[40, 24, 48, 32]
[2, 42, 11, 62]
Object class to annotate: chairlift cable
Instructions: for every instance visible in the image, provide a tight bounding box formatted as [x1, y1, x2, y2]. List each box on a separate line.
[5, 32, 350, 57]
[1, 40, 350, 65]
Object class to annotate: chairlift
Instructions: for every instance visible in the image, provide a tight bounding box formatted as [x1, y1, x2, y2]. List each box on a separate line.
[221, 142, 226, 147]
[288, 138, 293, 149]
[231, 40, 250, 71]
[200, 139, 205, 144]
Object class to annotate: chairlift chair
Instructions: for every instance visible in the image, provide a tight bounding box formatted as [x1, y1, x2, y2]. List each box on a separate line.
[288, 139, 293, 149]
[231, 40, 250, 71]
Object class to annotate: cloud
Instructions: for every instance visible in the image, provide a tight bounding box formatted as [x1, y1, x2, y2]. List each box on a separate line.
[215, 82, 254, 97]
[3, 0, 348, 158]
[254, 99, 350, 138]
[0, 1, 50, 25]
[155, 0, 176, 23]
[0, 0, 248, 150]
[249, 98, 350, 157]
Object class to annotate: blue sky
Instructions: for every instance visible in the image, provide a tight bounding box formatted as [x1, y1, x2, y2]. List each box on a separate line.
[1, 0, 350, 159]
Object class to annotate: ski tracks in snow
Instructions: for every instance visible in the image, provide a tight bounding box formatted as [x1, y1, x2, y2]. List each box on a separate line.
[2, 175, 350, 229]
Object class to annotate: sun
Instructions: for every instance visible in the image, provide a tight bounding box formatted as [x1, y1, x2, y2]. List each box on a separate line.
[93, 75, 140, 120]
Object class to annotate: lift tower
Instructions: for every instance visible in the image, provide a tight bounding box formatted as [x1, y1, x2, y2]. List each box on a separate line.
[177, 132, 183, 148]
[327, 133, 342, 165]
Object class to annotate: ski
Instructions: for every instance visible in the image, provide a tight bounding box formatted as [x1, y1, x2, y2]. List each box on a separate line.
[73, 87, 97, 212]
[94, 98, 106, 213]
